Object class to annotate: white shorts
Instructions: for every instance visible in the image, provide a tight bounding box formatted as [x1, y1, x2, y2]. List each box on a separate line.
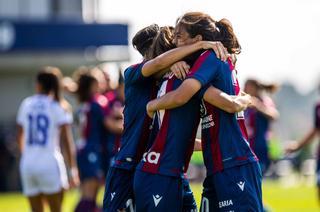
[20, 153, 68, 196]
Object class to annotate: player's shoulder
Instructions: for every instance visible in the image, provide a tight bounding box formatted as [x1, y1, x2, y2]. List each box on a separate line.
[89, 97, 106, 114]
[194, 50, 221, 67]
[19, 95, 38, 108]
[124, 61, 145, 78]
[201, 50, 219, 60]
[124, 62, 143, 73]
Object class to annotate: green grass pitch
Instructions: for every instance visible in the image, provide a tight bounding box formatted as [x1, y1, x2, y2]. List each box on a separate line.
[0, 180, 319, 211]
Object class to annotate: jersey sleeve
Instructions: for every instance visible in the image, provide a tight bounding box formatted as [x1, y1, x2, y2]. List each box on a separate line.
[16, 99, 27, 125]
[64, 111, 73, 124]
[55, 104, 73, 125]
[186, 50, 221, 87]
[124, 62, 148, 85]
[315, 104, 320, 129]
[196, 84, 210, 100]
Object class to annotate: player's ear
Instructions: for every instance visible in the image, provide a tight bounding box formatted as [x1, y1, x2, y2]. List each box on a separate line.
[194, 34, 203, 42]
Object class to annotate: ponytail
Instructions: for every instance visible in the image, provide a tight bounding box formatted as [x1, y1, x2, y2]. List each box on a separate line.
[215, 19, 241, 54]
[146, 26, 175, 60]
[176, 13, 241, 55]
[246, 79, 279, 94]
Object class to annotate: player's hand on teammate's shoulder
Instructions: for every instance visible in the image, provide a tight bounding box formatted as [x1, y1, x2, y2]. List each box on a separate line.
[171, 61, 190, 80]
[200, 41, 229, 62]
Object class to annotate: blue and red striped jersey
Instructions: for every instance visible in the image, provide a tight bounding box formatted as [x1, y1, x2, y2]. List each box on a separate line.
[189, 50, 257, 176]
[136, 72, 201, 177]
[76, 97, 106, 151]
[112, 62, 158, 170]
[245, 96, 275, 161]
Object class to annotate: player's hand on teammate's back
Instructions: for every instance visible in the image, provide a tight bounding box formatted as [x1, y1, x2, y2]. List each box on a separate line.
[200, 41, 229, 62]
[171, 61, 190, 79]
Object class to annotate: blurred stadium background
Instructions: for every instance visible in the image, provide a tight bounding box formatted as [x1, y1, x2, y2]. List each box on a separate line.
[0, 0, 320, 211]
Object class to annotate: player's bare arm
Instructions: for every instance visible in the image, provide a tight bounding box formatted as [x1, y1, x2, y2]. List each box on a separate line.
[104, 116, 123, 134]
[146, 78, 250, 117]
[141, 41, 227, 78]
[60, 124, 80, 188]
[16, 124, 24, 153]
[203, 87, 252, 113]
[285, 128, 320, 154]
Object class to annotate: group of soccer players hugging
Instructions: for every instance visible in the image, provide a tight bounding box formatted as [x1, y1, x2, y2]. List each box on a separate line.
[17, 11, 291, 212]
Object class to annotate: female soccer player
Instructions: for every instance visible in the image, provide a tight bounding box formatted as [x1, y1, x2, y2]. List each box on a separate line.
[91, 67, 124, 177]
[145, 12, 262, 211]
[16, 67, 79, 212]
[286, 84, 320, 201]
[244, 79, 279, 174]
[103, 24, 230, 212]
[73, 67, 120, 212]
[134, 23, 252, 212]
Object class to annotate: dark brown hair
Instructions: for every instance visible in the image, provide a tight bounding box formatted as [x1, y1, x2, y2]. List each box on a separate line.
[74, 67, 98, 102]
[36, 66, 62, 102]
[146, 26, 176, 60]
[176, 12, 241, 54]
[246, 79, 279, 93]
[132, 24, 160, 57]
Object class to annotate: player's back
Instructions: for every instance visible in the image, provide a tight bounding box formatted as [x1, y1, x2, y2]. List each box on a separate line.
[196, 52, 256, 174]
[113, 62, 158, 170]
[18, 94, 69, 167]
[137, 75, 201, 177]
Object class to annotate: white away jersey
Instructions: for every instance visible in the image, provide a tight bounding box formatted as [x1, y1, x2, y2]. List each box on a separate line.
[17, 94, 72, 160]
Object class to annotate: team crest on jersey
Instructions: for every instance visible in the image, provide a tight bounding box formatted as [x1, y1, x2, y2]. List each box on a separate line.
[143, 151, 161, 164]
[200, 100, 207, 117]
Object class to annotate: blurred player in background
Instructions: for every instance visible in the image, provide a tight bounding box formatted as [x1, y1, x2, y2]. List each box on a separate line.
[99, 64, 124, 176]
[286, 83, 320, 201]
[73, 67, 122, 212]
[91, 66, 124, 179]
[16, 67, 79, 212]
[146, 12, 261, 211]
[244, 79, 279, 174]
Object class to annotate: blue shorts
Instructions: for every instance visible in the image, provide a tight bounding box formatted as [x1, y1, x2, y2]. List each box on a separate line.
[134, 170, 183, 212]
[77, 148, 103, 181]
[103, 167, 134, 212]
[182, 177, 197, 212]
[200, 162, 263, 212]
